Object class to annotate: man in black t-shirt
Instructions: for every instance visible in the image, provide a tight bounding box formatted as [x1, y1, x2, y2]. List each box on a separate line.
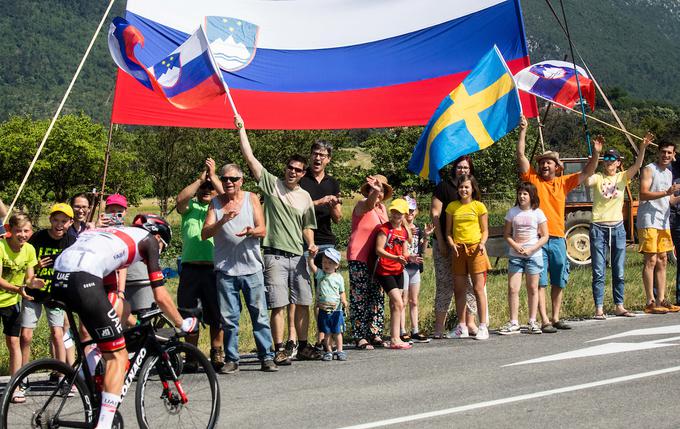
[299, 140, 342, 351]
[300, 140, 342, 249]
[20, 203, 76, 367]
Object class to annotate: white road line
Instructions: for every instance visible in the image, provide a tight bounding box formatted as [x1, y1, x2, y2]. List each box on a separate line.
[337, 366, 680, 429]
[503, 341, 676, 366]
[587, 325, 680, 343]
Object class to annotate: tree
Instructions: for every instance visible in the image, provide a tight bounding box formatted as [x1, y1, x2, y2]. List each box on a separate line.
[0, 114, 146, 221]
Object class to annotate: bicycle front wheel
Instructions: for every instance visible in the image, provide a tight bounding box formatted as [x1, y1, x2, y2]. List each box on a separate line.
[135, 342, 220, 429]
[1, 358, 94, 429]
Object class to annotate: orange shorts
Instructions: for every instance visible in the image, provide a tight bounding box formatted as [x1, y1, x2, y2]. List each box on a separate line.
[451, 243, 491, 275]
[637, 228, 674, 254]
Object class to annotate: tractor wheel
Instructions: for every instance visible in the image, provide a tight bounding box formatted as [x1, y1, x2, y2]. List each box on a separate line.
[565, 211, 592, 266]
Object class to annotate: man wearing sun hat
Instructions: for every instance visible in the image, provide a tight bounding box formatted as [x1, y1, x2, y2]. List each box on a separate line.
[20, 203, 77, 369]
[517, 116, 602, 333]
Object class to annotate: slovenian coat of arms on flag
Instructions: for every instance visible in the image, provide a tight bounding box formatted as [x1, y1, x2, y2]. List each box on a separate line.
[408, 46, 522, 183]
[204, 16, 259, 72]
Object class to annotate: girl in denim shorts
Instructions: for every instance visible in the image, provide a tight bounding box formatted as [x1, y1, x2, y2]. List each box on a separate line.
[501, 182, 549, 335]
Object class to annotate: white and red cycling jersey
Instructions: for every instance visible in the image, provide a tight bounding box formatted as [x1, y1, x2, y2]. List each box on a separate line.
[54, 227, 164, 286]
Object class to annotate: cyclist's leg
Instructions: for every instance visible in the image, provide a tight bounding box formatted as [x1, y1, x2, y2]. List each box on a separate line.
[56, 271, 127, 429]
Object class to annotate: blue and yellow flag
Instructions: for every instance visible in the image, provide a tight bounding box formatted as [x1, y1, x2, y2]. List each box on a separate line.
[408, 46, 521, 183]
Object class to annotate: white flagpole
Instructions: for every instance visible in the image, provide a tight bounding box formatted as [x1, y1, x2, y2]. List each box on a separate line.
[3, 0, 117, 223]
[201, 25, 239, 118]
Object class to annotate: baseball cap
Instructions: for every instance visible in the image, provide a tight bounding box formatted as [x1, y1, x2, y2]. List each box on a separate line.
[49, 203, 74, 219]
[388, 198, 409, 214]
[323, 248, 341, 265]
[199, 180, 215, 190]
[105, 193, 128, 208]
[602, 148, 623, 161]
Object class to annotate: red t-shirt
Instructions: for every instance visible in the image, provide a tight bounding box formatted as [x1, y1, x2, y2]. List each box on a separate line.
[375, 222, 408, 276]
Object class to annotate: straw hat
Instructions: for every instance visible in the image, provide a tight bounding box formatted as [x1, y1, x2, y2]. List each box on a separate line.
[535, 151, 563, 169]
[360, 175, 393, 200]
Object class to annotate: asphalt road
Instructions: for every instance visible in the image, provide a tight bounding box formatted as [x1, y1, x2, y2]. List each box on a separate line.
[4, 313, 680, 428]
[210, 313, 680, 429]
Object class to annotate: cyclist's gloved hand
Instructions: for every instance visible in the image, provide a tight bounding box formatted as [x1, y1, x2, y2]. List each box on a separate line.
[180, 317, 198, 333]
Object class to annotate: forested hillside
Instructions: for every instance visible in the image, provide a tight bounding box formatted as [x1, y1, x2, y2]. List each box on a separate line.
[0, 0, 679, 124]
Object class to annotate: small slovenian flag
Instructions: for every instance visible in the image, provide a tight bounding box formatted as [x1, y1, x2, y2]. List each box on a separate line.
[514, 60, 595, 111]
[108, 17, 226, 110]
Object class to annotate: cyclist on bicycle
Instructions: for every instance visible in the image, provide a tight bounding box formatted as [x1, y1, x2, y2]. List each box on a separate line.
[52, 214, 197, 429]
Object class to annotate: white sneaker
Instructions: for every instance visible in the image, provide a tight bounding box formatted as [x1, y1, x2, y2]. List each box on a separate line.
[474, 326, 489, 340]
[528, 320, 543, 334]
[498, 322, 520, 335]
[448, 325, 469, 339]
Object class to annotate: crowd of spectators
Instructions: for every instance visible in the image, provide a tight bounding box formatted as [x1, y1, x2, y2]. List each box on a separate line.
[1, 116, 677, 382]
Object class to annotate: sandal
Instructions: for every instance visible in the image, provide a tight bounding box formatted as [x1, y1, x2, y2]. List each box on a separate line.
[593, 314, 606, 320]
[370, 336, 385, 347]
[615, 311, 636, 318]
[355, 339, 374, 350]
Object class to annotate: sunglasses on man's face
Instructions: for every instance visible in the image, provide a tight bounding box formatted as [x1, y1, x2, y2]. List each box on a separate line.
[602, 156, 618, 162]
[220, 176, 242, 183]
[287, 165, 305, 174]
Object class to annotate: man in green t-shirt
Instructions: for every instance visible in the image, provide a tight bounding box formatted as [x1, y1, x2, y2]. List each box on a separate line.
[176, 157, 226, 372]
[0, 213, 43, 403]
[235, 114, 321, 365]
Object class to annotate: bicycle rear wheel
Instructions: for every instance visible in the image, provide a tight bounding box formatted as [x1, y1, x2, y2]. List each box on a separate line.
[135, 342, 220, 429]
[1, 358, 94, 429]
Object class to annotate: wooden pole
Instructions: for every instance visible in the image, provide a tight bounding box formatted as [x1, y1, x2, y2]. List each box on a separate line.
[530, 103, 553, 163]
[94, 122, 116, 221]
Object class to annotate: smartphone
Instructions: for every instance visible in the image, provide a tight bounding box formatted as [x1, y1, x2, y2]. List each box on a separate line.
[105, 212, 125, 226]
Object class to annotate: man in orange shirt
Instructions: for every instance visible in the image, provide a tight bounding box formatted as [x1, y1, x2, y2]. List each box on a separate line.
[516, 116, 602, 332]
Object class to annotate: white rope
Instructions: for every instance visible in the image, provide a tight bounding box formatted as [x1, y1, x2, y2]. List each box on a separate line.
[3, 0, 117, 223]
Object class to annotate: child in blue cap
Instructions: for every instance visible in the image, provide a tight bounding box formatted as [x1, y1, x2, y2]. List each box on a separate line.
[308, 248, 347, 361]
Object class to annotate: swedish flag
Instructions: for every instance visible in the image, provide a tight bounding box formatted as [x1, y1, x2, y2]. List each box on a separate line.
[408, 46, 521, 183]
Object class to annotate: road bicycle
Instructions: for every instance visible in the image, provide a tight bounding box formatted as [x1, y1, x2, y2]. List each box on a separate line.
[0, 303, 220, 428]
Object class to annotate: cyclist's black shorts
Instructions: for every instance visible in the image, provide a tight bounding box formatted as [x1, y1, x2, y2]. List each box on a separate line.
[52, 271, 126, 352]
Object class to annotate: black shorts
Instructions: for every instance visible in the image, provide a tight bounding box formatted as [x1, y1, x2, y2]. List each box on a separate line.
[52, 271, 125, 352]
[375, 273, 404, 293]
[0, 303, 21, 337]
[177, 263, 221, 328]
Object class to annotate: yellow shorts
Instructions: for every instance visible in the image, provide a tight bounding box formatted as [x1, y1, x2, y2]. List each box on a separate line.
[637, 228, 674, 254]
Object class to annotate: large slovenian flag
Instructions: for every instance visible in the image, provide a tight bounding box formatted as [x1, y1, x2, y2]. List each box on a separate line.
[111, 0, 537, 129]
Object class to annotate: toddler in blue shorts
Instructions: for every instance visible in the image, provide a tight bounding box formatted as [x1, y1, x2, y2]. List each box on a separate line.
[308, 248, 347, 361]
